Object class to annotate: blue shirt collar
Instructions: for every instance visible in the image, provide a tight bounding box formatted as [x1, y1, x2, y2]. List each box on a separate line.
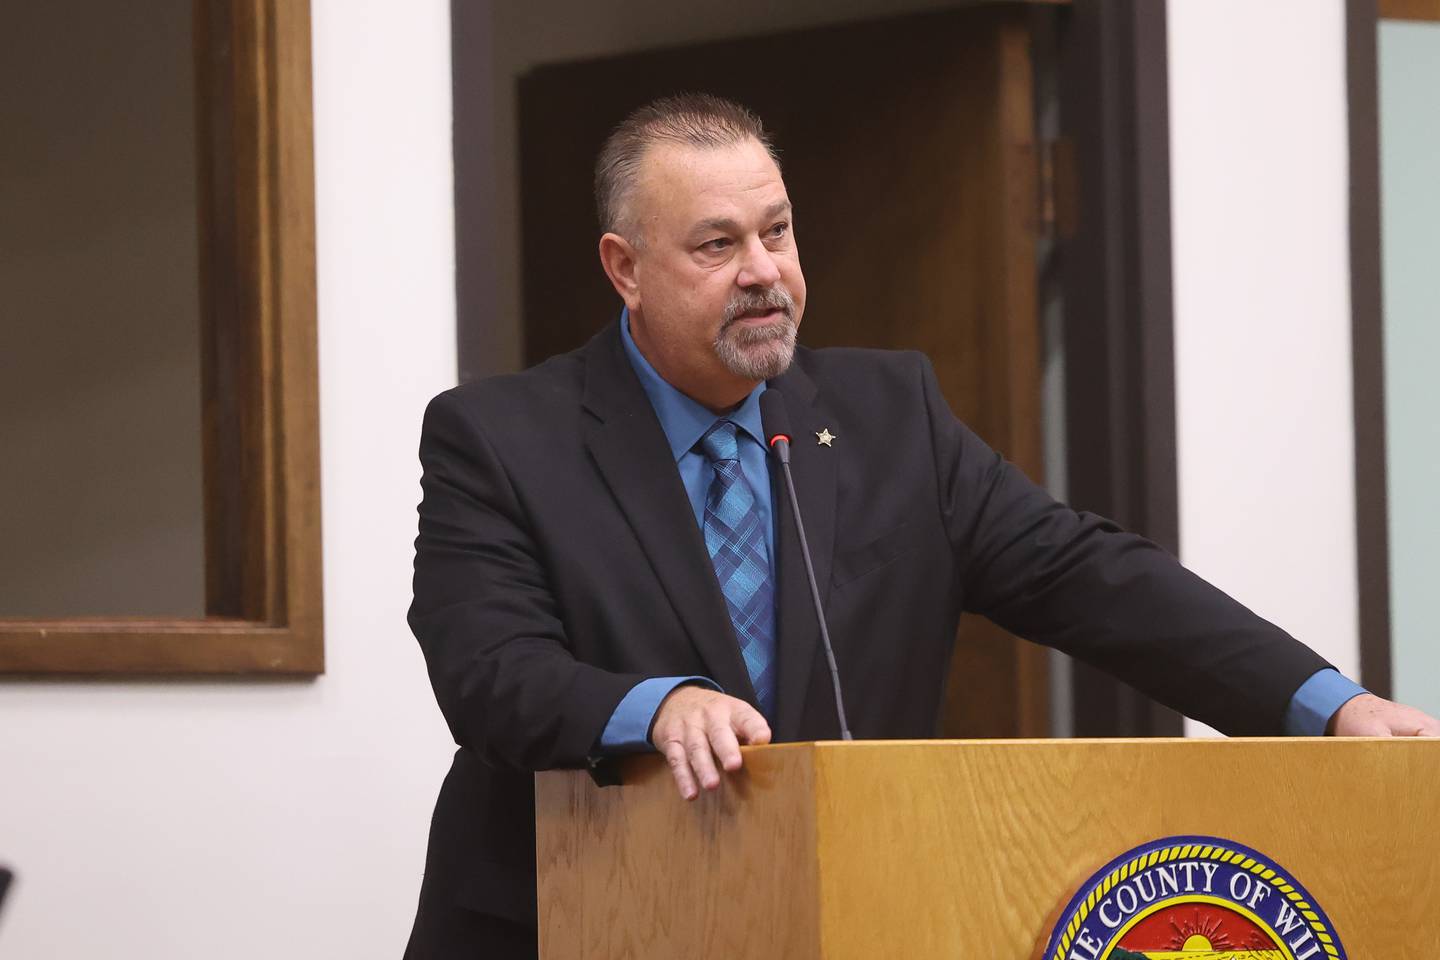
[619, 308, 767, 461]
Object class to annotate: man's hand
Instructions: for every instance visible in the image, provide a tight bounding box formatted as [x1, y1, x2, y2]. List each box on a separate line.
[1328, 693, 1440, 736]
[650, 686, 771, 800]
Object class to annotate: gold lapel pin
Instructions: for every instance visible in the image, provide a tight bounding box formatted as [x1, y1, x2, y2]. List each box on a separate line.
[815, 428, 836, 447]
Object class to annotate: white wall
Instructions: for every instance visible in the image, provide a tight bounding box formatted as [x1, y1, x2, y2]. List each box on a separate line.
[0, 2, 458, 956]
[1168, 0, 1360, 735]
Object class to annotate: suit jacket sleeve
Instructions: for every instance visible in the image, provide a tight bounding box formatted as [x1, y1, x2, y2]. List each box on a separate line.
[919, 357, 1330, 735]
[408, 389, 646, 770]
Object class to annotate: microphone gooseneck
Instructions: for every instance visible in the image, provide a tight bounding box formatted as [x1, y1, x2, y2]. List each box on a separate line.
[758, 389, 853, 741]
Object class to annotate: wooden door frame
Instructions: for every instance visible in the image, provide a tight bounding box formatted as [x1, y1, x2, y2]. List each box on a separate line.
[1054, 0, 1183, 736]
[1345, 0, 1390, 698]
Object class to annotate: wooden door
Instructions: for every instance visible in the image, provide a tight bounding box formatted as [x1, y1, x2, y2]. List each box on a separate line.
[517, 5, 1049, 737]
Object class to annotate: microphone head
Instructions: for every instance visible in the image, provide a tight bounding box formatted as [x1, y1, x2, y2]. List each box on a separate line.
[759, 388, 793, 449]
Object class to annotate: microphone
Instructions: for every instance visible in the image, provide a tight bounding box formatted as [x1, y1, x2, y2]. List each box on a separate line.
[759, 389, 853, 741]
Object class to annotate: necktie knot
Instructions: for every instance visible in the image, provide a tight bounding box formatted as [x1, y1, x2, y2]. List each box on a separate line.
[699, 419, 740, 464]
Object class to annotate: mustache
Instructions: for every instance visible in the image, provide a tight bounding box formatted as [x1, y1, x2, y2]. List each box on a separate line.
[721, 286, 795, 328]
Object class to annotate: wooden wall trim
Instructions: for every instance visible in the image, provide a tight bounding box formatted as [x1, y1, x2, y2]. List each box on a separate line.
[1379, 0, 1440, 20]
[272, 0, 324, 666]
[0, 622, 312, 674]
[0, 0, 322, 675]
[1346, 0, 1393, 697]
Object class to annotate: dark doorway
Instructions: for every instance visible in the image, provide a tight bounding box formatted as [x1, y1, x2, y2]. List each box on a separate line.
[515, 5, 1051, 737]
[452, 0, 1185, 739]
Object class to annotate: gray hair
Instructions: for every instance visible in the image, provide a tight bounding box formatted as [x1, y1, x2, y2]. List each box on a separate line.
[594, 93, 780, 241]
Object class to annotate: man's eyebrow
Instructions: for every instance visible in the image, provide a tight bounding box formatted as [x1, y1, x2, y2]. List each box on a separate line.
[688, 216, 741, 238]
[762, 199, 793, 221]
[686, 201, 794, 239]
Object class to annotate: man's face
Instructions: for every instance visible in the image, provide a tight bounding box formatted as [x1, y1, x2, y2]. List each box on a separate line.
[620, 137, 806, 409]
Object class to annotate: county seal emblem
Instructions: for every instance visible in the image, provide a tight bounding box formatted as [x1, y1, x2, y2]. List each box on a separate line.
[1041, 836, 1345, 960]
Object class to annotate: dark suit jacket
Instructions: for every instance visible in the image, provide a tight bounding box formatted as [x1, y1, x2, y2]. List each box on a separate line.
[403, 322, 1329, 957]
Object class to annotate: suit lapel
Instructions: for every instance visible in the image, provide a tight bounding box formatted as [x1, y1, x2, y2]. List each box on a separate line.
[768, 358, 838, 741]
[580, 327, 759, 706]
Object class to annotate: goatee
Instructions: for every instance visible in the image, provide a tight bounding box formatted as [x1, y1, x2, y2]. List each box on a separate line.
[714, 286, 797, 381]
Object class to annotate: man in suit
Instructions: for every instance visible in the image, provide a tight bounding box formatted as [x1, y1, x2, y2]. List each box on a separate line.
[404, 94, 1437, 958]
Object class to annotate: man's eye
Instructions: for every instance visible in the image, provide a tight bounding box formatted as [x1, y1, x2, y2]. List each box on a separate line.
[768, 221, 790, 239]
[701, 238, 731, 253]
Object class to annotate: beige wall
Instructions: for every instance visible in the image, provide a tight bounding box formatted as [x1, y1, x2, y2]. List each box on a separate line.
[0, 3, 204, 616]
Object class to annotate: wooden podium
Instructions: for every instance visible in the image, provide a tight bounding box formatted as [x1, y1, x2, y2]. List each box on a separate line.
[536, 739, 1439, 957]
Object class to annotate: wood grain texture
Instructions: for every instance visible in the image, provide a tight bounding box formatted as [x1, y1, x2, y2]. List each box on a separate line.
[940, 10, 1051, 740]
[0, 620, 312, 673]
[270, 0, 323, 669]
[1380, 0, 1440, 19]
[0, 0, 321, 675]
[537, 745, 822, 959]
[537, 739, 1440, 957]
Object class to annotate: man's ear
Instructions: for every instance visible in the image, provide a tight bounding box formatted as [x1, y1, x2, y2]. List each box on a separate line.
[598, 232, 642, 310]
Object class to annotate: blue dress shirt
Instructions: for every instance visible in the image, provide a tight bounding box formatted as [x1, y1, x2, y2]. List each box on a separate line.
[595, 311, 1367, 749]
[597, 310, 775, 752]
[1285, 668, 1366, 735]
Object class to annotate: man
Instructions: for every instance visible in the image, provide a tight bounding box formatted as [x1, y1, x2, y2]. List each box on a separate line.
[405, 94, 1437, 958]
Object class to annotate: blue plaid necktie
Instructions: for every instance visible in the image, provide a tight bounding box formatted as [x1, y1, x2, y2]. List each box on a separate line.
[699, 420, 776, 718]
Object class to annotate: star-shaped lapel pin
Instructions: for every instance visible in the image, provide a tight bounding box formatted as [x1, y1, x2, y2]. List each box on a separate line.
[815, 428, 836, 447]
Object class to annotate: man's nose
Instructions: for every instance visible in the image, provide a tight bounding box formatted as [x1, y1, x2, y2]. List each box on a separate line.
[735, 237, 782, 289]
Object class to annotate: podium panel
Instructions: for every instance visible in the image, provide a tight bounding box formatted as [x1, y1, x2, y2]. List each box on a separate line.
[535, 739, 1438, 958]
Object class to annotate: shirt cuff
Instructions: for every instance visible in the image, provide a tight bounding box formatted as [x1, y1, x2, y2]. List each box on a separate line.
[596, 676, 721, 754]
[1284, 668, 1368, 736]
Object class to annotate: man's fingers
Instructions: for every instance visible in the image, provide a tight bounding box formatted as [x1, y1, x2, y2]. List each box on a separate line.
[735, 709, 772, 746]
[1406, 709, 1439, 737]
[660, 739, 697, 801]
[685, 724, 721, 793]
[651, 689, 775, 798]
[707, 715, 744, 773]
